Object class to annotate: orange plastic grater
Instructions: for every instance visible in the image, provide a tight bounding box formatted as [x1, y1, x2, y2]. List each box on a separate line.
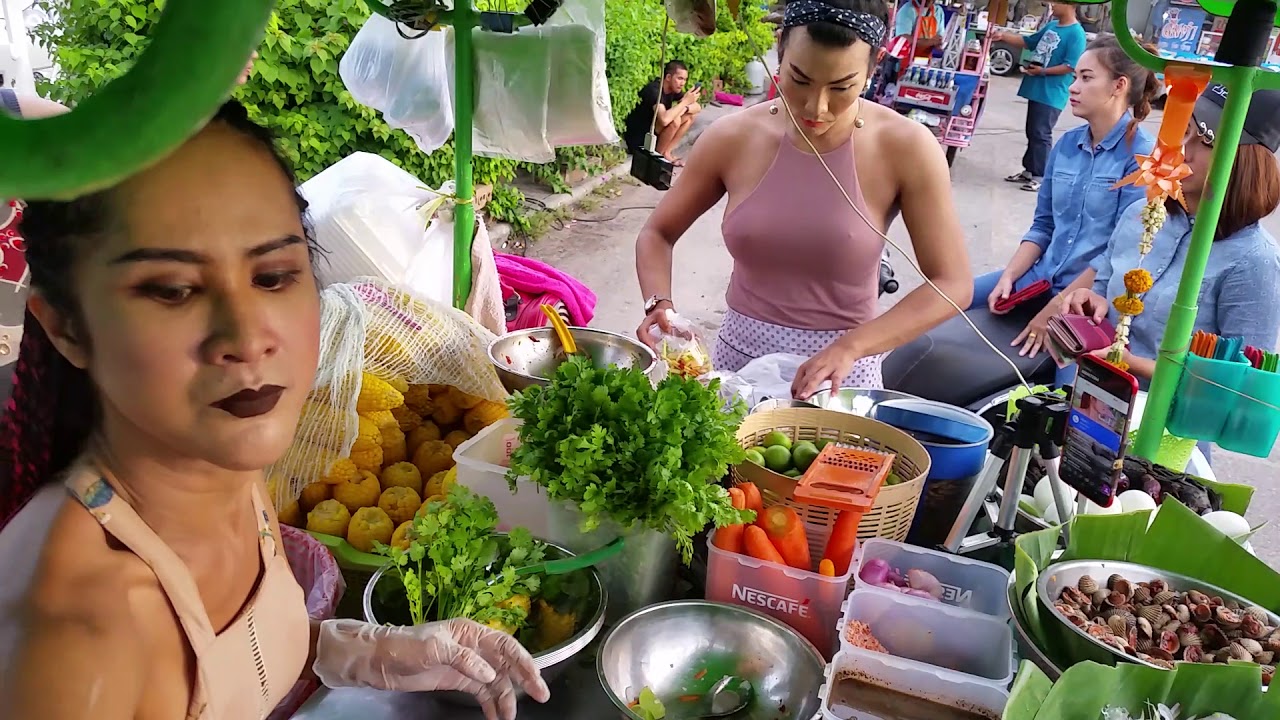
[793, 445, 896, 512]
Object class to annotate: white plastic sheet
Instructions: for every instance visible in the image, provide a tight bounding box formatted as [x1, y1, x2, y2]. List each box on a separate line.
[707, 352, 811, 406]
[340, 15, 454, 154]
[298, 152, 454, 305]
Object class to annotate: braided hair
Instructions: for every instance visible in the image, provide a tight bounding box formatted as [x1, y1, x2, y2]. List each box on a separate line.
[0, 100, 316, 528]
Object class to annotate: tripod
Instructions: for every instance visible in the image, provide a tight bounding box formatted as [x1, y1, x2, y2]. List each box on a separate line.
[941, 393, 1074, 560]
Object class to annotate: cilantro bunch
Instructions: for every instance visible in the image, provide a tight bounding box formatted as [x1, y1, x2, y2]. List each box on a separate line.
[378, 485, 544, 629]
[507, 356, 750, 562]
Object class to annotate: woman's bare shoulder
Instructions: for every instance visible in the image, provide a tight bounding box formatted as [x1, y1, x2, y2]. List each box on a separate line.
[699, 103, 779, 149]
[3, 503, 151, 718]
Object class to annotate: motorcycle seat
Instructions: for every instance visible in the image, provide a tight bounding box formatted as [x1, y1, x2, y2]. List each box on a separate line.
[883, 306, 1057, 408]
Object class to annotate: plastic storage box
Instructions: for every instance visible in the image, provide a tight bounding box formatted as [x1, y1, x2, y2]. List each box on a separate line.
[817, 648, 1009, 720]
[837, 588, 1013, 687]
[706, 529, 853, 658]
[854, 538, 1010, 619]
[452, 418, 552, 537]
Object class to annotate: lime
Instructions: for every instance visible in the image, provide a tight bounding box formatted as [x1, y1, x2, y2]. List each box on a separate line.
[885, 472, 903, 486]
[792, 441, 820, 472]
[783, 468, 803, 478]
[744, 449, 766, 467]
[750, 446, 768, 457]
[763, 445, 793, 473]
[815, 438, 834, 451]
[763, 431, 792, 450]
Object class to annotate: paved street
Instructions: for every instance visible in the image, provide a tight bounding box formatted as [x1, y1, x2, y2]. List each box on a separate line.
[529, 75, 1279, 563]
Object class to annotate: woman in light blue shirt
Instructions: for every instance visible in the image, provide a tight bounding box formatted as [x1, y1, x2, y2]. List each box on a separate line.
[976, 35, 1160, 367]
[1065, 84, 1280, 385]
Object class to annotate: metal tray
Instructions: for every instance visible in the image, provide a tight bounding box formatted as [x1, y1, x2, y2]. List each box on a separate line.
[1036, 559, 1280, 671]
[1007, 575, 1064, 680]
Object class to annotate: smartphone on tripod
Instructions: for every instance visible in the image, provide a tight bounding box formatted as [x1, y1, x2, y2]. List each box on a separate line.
[1060, 355, 1139, 507]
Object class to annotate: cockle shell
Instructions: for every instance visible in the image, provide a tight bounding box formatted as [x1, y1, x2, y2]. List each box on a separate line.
[1159, 630, 1181, 654]
[1136, 637, 1155, 653]
[1187, 589, 1210, 606]
[1238, 638, 1264, 656]
[1242, 613, 1268, 639]
[1192, 603, 1213, 623]
[1152, 589, 1177, 605]
[1178, 629, 1202, 648]
[1108, 615, 1130, 636]
[1107, 573, 1125, 590]
[1229, 642, 1254, 661]
[1216, 605, 1243, 629]
[1077, 575, 1099, 595]
[1137, 616, 1154, 638]
[1202, 624, 1230, 649]
[1183, 645, 1205, 663]
[1262, 665, 1275, 687]
[1175, 604, 1191, 624]
[1087, 623, 1115, 640]
[1137, 604, 1165, 624]
[1148, 579, 1168, 595]
[1092, 589, 1109, 606]
[1133, 585, 1154, 604]
[1256, 650, 1275, 666]
[1245, 606, 1270, 624]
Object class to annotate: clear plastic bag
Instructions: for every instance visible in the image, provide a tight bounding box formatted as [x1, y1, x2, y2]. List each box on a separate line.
[648, 309, 712, 379]
[340, 15, 454, 154]
[266, 279, 509, 509]
[723, 353, 810, 404]
[666, 0, 718, 37]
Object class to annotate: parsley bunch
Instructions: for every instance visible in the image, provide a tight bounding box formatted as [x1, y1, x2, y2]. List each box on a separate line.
[379, 485, 544, 629]
[507, 356, 750, 562]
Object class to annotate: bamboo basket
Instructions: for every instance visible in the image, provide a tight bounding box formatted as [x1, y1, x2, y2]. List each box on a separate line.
[733, 408, 931, 545]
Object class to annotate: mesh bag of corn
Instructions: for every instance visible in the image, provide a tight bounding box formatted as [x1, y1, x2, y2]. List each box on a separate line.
[268, 277, 510, 514]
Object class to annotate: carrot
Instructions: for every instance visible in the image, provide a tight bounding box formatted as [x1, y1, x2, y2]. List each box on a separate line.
[738, 482, 764, 523]
[761, 506, 811, 570]
[743, 525, 785, 564]
[822, 509, 861, 576]
[712, 524, 745, 554]
[727, 487, 746, 510]
[819, 559, 836, 576]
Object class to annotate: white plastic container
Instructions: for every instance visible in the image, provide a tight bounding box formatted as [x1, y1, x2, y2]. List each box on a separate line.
[818, 648, 1009, 720]
[452, 418, 551, 536]
[854, 538, 1011, 619]
[837, 588, 1013, 688]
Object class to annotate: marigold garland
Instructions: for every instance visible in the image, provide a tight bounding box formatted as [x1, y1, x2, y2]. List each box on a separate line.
[1106, 65, 1212, 368]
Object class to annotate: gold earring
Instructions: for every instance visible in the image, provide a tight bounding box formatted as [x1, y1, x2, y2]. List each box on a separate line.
[769, 104, 779, 115]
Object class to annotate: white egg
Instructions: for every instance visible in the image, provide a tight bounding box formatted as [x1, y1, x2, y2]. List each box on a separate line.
[1081, 499, 1122, 516]
[1033, 477, 1077, 515]
[1201, 511, 1251, 542]
[1118, 490, 1158, 514]
[1042, 501, 1074, 525]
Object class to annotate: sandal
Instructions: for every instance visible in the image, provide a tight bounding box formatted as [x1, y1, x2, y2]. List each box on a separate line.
[1005, 171, 1031, 183]
[1021, 180, 1042, 192]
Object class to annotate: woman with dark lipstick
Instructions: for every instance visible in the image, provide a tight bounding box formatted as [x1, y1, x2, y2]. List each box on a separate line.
[0, 101, 546, 720]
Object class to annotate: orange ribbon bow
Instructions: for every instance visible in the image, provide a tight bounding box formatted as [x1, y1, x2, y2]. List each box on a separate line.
[1115, 142, 1194, 205]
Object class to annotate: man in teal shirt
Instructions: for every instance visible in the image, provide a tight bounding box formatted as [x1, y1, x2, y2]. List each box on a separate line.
[990, 4, 1086, 191]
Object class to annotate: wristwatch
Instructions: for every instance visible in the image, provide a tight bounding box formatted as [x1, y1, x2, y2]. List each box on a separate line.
[644, 295, 672, 315]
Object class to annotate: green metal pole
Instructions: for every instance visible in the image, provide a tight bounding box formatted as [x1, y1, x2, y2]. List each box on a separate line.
[452, 3, 476, 310]
[1132, 65, 1258, 459]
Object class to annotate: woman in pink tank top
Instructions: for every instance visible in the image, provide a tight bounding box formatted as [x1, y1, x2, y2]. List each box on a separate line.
[636, 0, 972, 398]
[0, 102, 546, 720]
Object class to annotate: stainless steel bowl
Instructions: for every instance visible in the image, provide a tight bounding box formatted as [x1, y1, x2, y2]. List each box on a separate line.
[809, 387, 919, 417]
[1008, 574, 1064, 680]
[1036, 559, 1280, 670]
[598, 600, 826, 720]
[488, 327, 658, 393]
[363, 536, 607, 694]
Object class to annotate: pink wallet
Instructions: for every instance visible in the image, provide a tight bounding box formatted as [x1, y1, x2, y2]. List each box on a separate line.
[1045, 314, 1117, 368]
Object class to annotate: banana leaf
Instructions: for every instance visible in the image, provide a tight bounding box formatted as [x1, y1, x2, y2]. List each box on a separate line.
[1013, 502, 1280, 669]
[1003, 661, 1280, 720]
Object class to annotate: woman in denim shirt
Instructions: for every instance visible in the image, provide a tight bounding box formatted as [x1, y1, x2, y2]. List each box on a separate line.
[974, 36, 1160, 363]
[1066, 85, 1280, 386]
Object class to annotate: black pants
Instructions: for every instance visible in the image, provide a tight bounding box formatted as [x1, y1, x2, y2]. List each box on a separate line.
[1021, 100, 1061, 179]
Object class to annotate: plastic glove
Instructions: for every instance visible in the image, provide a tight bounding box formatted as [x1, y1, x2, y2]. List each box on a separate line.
[312, 618, 550, 720]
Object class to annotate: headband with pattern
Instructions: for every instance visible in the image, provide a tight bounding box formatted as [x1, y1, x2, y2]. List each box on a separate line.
[783, 0, 888, 50]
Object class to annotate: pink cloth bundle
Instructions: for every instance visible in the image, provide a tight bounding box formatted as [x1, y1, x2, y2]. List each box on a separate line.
[495, 252, 597, 329]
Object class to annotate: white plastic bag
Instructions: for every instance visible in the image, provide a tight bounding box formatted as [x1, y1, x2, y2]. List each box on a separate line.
[646, 310, 712, 379]
[727, 353, 809, 404]
[340, 15, 454, 154]
[298, 152, 454, 305]
[447, 0, 616, 162]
